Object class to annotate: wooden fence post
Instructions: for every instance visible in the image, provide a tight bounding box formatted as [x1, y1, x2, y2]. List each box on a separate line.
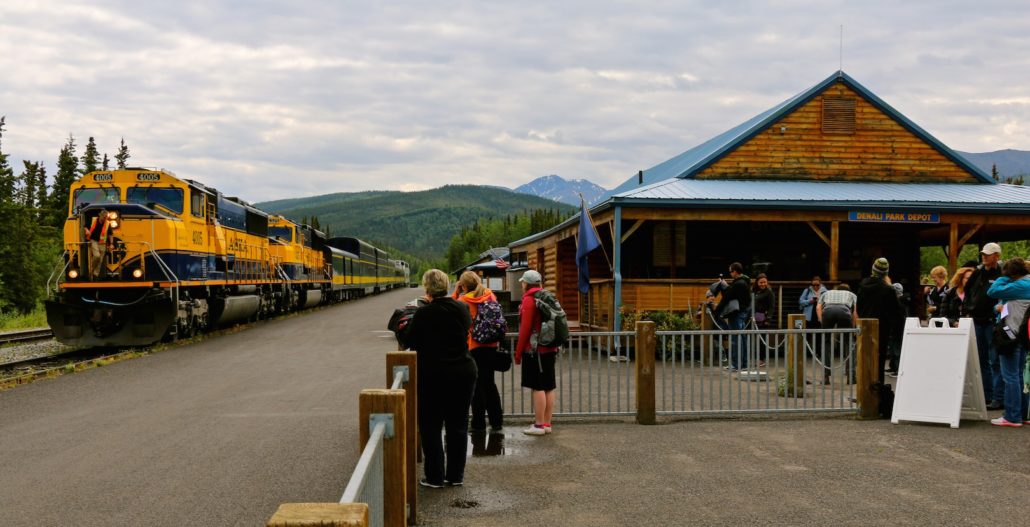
[856, 318, 880, 419]
[359, 389, 407, 527]
[635, 321, 656, 425]
[786, 314, 806, 398]
[267, 503, 369, 527]
[385, 352, 418, 526]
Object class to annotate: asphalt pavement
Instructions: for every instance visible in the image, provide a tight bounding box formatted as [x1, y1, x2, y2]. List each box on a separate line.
[419, 416, 1030, 526]
[0, 288, 415, 527]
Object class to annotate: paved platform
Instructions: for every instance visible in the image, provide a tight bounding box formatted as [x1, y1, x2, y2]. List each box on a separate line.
[0, 288, 413, 527]
[419, 416, 1030, 526]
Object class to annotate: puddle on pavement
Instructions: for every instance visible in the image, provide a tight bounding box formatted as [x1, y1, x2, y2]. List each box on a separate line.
[467, 431, 519, 457]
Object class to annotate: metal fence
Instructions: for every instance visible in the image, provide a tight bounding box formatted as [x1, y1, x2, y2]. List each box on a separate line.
[655, 328, 858, 416]
[340, 421, 387, 527]
[497, 326, 859, 419]
[499, 331, 636, 417]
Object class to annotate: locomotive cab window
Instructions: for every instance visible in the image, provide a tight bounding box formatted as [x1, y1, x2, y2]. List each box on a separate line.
[72, 187, 120, 213]
[269, 226, 293, 242]
[190, 192, 206, 218]
[127, 187, 184, 214]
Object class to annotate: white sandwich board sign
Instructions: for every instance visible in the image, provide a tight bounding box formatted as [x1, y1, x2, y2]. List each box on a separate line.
[891, 318, 988, 428]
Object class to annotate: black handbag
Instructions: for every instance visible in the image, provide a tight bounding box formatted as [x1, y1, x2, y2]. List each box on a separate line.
[993, 317, 1019, 356]
[493, 347, 513, 372]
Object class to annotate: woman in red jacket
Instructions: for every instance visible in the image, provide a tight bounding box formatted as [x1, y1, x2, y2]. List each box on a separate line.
[454, 271, 504, 432]
[515, 270, 558, 436]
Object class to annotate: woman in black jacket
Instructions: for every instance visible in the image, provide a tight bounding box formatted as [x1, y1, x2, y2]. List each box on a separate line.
[406, 269, 477, 488]
[943, 267, 974, 327]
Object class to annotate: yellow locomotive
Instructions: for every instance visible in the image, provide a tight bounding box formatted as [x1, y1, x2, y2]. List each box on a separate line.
[46, 168, 408, 346]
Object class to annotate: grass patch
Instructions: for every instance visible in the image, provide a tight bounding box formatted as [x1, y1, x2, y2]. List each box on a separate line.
[0, 306, 48, 331]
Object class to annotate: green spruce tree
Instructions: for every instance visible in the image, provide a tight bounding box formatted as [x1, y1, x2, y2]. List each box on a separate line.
[0, 116, 14, 204]
[102, 153, 110, 170]
[49, 134, 79, 227]
[992, 163, 999, 181]
[81, 136, 100, 175]
[115, 137, 130, 169]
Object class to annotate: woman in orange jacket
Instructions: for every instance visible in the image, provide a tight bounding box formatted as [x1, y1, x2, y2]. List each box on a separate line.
[454, 271, 504, 432]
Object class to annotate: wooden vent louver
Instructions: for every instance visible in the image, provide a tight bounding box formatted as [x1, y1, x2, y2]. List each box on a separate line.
[822, 96, 856, 134]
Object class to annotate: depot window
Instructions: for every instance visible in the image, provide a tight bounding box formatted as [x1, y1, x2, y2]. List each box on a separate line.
[72, 187, 120, 212]
[127, 187, 184, 214]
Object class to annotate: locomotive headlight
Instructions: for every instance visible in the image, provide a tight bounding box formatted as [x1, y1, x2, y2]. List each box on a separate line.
[132, 269, 143, 278]
[109, 220, 119, 229]
[68, 269, 79, 279]
[108, 211, 118, 221]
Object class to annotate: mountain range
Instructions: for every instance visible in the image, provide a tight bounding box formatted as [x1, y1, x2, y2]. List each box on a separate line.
[956, 149, 1030, 181]
[256, 185, 573, 261]
[514, 175, 607, 206]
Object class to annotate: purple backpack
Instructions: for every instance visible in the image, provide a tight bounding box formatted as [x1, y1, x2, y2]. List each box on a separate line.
[471, 300, 507, 344]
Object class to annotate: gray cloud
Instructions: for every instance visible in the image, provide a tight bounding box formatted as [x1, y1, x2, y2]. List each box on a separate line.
[1, 1, 1029, 201]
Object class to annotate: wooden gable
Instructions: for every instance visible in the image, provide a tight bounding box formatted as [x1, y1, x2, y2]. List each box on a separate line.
[695, 83, 980, 183]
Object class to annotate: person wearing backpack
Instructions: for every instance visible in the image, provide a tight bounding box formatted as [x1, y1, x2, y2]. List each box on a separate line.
[454, 271, 505, 433]
[986, 257, 1030, 427]
[514, 269, 559, 436]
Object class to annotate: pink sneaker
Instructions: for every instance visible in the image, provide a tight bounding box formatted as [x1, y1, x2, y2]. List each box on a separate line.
[990, 417, 1023, 427]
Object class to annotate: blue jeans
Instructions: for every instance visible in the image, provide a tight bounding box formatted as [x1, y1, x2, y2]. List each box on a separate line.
[729, 312, 749, 370]
[973, 321, 1001, 403]
[998, 345, 1029, 423]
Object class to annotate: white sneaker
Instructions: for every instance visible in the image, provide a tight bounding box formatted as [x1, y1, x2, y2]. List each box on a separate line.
[523, 424, 546, 436]
[543, 425, 552, 434]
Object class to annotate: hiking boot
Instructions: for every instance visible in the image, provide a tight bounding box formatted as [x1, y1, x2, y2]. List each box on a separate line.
[523, 424, 546, 436]
[990, 417, 1022, 428]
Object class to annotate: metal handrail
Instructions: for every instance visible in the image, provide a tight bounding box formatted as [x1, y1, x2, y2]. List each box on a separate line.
[340, 421, 387, 504]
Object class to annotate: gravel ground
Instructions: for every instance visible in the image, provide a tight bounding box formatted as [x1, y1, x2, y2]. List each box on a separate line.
[419, 416, 1030, 526]
[0, 339, 68, 366]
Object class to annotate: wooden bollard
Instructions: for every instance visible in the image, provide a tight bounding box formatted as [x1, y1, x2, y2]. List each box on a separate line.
[267, 503, 368, 527]
[786, 314, 806, 398]
[385, 352, 418, 526]
[359, 389, 407, 527]
[856, 318, 880, 420]
[635, 321, 656, 425]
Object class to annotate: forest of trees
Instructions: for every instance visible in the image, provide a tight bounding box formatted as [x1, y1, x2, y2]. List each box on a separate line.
[444, 208, 567, 271]
[0, 116, 132, 315]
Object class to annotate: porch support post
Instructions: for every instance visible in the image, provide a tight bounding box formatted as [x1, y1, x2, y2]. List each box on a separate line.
[613, 206, 623, 332]
[829, 221, 839, 282]
[948, 223, 959, 275]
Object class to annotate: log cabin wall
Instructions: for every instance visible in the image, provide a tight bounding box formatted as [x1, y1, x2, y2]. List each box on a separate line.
[696, 84, 978, 183]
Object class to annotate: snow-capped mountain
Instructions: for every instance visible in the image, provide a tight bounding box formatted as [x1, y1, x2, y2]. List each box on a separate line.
[514, 175, 607, 206]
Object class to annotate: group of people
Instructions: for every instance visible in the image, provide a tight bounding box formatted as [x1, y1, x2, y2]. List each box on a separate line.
[923, 243, 1030, 426]
[400, 268, 557, 489]
[796, 243, 1030, 427]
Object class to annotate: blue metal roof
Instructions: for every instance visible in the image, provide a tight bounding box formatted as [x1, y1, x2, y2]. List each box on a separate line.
[604, 71, 994, 200]
[613, 179, 1030, 211]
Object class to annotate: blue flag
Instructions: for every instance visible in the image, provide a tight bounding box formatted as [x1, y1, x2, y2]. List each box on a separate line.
[576, 198, 601, 294]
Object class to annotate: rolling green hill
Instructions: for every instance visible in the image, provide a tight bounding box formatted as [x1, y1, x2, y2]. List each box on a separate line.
[256, 185, 574, 260]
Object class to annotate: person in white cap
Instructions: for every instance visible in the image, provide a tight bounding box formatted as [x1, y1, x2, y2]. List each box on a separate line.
[514, 269, 558, 436]
[963, 242, 1004, 410]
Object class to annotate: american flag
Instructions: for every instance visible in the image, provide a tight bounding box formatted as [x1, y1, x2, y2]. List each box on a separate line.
[495, 258, 510, 270]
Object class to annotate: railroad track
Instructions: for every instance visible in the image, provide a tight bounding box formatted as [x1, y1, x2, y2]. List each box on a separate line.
[0, 328, 54, 346]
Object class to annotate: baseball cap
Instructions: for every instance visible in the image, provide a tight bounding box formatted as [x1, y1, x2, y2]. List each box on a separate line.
[980, 242, 1002, 255]
[519, 270, 542, 285]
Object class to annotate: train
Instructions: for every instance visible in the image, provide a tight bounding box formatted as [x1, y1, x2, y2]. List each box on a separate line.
[45, 168, 409, 347]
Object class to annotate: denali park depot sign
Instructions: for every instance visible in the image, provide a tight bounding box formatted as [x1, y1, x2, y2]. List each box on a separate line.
[848, 211, 940, 223]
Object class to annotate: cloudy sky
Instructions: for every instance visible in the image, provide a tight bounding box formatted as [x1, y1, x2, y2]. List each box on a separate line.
[1, 1, 1028, 202]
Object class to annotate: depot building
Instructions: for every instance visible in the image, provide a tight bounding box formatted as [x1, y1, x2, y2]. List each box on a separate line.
[508, 71, 1030, 331]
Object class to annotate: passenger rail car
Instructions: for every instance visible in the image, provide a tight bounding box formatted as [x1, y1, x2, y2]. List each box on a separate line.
[46, 168, 407, 347]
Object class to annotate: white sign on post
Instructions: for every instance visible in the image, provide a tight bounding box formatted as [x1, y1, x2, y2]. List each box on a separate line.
[891, 318, 988, 428]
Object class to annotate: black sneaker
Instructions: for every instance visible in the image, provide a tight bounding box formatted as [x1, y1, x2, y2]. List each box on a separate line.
[444, 480, 463, 487]
[986, 401, 1005, 411]
[419, 479, 444, 489]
